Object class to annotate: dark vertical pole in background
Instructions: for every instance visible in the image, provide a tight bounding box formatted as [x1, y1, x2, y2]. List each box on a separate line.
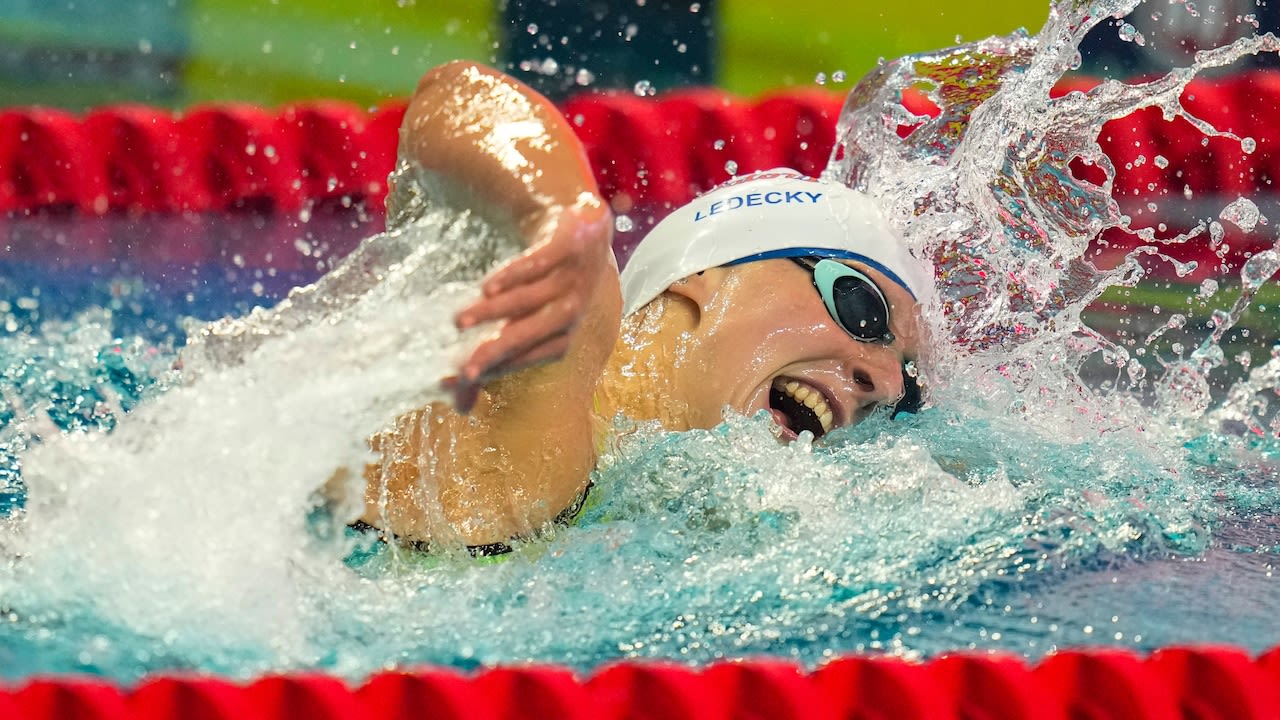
[497, 0, 717, 102]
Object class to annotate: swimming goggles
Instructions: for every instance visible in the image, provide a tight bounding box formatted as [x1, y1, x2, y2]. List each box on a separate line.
[790, 256, 922, 416]
[789, 257, 895, 344]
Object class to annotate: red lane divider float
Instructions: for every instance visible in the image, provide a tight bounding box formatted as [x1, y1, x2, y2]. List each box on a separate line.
[7, 647, 1280, 719]
[2, 72, 1276, 220]
[4, 74, 1279, 279]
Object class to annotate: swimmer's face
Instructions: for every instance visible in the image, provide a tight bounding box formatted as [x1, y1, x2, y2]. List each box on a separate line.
[661, 258, 925, 440]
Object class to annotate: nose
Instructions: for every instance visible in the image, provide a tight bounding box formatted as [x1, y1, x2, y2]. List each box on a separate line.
[849, 351, 906, 409]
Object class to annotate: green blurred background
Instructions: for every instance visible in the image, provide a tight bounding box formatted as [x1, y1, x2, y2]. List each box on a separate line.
[0, 0, 1046, 109]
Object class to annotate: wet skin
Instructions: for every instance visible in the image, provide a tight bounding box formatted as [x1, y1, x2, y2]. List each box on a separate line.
[595, 258, 922, 440]
[357, 61, 926, 549]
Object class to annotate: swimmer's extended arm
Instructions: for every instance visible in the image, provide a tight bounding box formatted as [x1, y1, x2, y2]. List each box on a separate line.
[402, 61, 617, 410]
[359, 62, 621, 548]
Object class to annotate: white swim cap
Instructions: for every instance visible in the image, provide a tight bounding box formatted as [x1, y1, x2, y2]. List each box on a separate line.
[619, 168, 932, 316]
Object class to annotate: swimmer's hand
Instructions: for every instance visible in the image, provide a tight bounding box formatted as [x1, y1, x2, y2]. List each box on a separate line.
[449, 194, 615, 413]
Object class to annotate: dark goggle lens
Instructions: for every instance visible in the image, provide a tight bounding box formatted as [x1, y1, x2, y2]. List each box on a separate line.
[830, 274, 891, 341]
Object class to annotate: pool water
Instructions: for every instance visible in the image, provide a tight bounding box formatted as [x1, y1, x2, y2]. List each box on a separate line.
[3, 0, 1280, 684]
[1, 231, 1278, 680]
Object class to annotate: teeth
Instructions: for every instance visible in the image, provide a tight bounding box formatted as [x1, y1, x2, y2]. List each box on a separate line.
[771, 377, 835, 433]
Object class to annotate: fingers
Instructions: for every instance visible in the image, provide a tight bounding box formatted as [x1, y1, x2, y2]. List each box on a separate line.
[459, 298, 578, 383]
[441, 375, 483, 415]
[444, 195, 611, 415]
[445, 331, 571, 414]
[456, 268, 567, 330]
[483, 232, 576, 296]
[482, 203, 609, 296]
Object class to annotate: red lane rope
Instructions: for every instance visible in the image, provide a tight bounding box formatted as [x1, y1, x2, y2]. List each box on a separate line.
[4, 72, 1276, 219]
[6, 648, 1280, 719]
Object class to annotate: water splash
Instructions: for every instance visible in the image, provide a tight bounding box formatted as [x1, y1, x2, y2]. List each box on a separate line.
[0, 161, 518, 668]
[825, 0, 1279, 432]
[1, 0, 1280, 683]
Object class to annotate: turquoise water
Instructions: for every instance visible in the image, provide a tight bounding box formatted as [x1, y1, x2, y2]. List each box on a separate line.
[0, 256, 1277, 681]
[3, 0, 1280, 684]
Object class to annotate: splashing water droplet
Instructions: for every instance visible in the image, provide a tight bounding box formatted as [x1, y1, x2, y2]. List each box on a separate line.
[1117, 22, 1146, 46]
[1154, 155, 1169, 169]
[724, 160, 739, 175]
[1242, 249, 1280, 290]
[833, 70, 847, 83]
[1126, 358, 1146, 384]
[713, 139, 726, 151]
[1220, 197, 1263, 232]
[633, 80, 654, 96]
[1209, 221, 1225, 247]
[815, 72, 827, 85]
[1198, 278, 1218, 299]
[614, 215, 634, 233]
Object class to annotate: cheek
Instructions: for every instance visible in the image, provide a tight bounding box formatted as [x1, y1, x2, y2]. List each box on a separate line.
[709, 303, 836, 375]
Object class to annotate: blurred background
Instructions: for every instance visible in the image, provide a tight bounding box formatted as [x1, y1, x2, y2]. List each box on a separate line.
[0, 0, 1049, 109]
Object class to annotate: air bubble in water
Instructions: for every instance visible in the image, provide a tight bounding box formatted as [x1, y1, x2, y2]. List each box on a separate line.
[614, 215, 634, 233]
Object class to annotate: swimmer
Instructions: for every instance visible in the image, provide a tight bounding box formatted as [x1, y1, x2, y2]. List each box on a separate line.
[355, 61, 931, 552]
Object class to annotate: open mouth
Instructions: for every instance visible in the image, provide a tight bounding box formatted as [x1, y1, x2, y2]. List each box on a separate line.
[769, 377, 835, 439]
